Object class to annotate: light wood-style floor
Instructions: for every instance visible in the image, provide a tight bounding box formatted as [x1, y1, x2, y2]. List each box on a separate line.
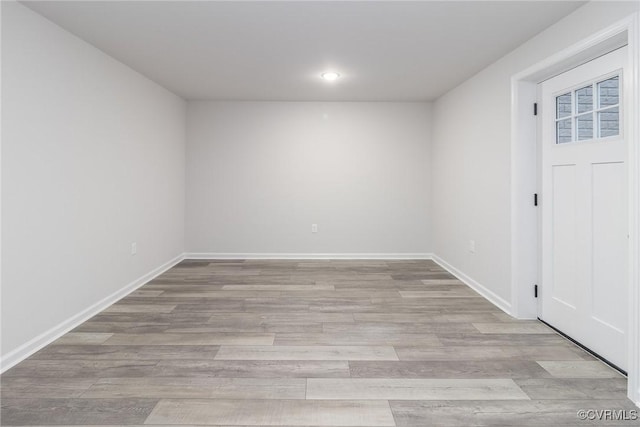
[1, 259, 637, 426]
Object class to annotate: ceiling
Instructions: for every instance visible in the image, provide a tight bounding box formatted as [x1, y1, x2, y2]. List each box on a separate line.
[23, 1, 585, 101]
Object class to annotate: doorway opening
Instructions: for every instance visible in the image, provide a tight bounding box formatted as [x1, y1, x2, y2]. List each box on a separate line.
[537, 47, 628, 373]
[510, 15, 640, 405]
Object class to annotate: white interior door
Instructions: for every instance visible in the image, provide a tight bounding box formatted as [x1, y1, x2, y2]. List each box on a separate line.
[539, 47, 628, 371]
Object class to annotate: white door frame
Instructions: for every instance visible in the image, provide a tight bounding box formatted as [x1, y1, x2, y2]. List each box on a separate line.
[510, 14, 640, 406]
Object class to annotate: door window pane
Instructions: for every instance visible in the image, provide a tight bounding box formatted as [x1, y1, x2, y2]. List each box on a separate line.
[557, 118, 572, 143]
[598, 76, 619, 108]
[576, 85, 593, 114]
[576, 113, 593, 141]
[556, 93, 572, 119]
[598, 106, 619, 138]
[553, 74, 621, 144]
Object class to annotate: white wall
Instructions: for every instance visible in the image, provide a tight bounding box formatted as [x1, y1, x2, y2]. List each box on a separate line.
[431, 1, 640, 308]
[1, 2, 186, 363]
[186, 102, 431, 255]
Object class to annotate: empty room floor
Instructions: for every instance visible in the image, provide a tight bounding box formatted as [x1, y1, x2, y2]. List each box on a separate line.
[1, 259, 637, 426]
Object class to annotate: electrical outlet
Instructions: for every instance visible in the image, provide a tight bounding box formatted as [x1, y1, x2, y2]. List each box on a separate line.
[131, 242, 137, 255]
[311, 224, 318, 233]
[469, 240, 475, 253]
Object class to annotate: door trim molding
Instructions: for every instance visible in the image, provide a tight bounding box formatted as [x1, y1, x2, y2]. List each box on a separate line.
[510, 13, 640, 406]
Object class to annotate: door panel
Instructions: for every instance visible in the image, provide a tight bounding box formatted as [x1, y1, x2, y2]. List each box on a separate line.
[591, 161, 626, 332]
[551, 164, 578, 309]
[539, 47, 628, 371]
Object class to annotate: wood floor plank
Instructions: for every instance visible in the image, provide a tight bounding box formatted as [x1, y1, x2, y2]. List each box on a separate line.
[322, 322, 476, 334]
[152, 360, 351, 378]
[215, 345, 399, 361]
[421, 279, 465, 285]
[390, 399, 640, 426]
[349, 360, 552, 379]
[172, 302, 246, 313]
[399, 289, 480, 298]
[31, 344, 220, 360]
[166, 323, 324, 333]
[129, 289, 165, 297]
[0, 378, 97, 398]
[86, 312, 212, 324]
[145, 283, 224, 291]
[156, 291, 285, 298]
[514, 378, 629, 400]
[394, 345, 588, 361]
[208, 313, 355, 323]
[0, 398, 158, 425]
[52, 332, 113, 345]
[104, 304, 176, 313]
[103, 333, 275, 346]
[273, 332, 442, 346]
[221, 284, 335, 291]
[145, 399, 396, 426]
[73, 321, 173, 334]
[536, 361, 623, 378]
[307, 378, 530, 400]
[352, 313, 499, 323]
[2, 359, 159, 378]
[472, 322, 555, 334]
[392, 273, 453, 280]
[436, 333, 568, 346]
[81, 377, 306, 399]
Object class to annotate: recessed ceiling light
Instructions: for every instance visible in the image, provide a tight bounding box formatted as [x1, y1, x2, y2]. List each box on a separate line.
[321, 72, 340, 81]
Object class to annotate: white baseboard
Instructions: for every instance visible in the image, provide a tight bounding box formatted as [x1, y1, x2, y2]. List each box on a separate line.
[0, 253, 185, 374]
[431, 254, 513, 316]
[185, 252, 434, 260]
